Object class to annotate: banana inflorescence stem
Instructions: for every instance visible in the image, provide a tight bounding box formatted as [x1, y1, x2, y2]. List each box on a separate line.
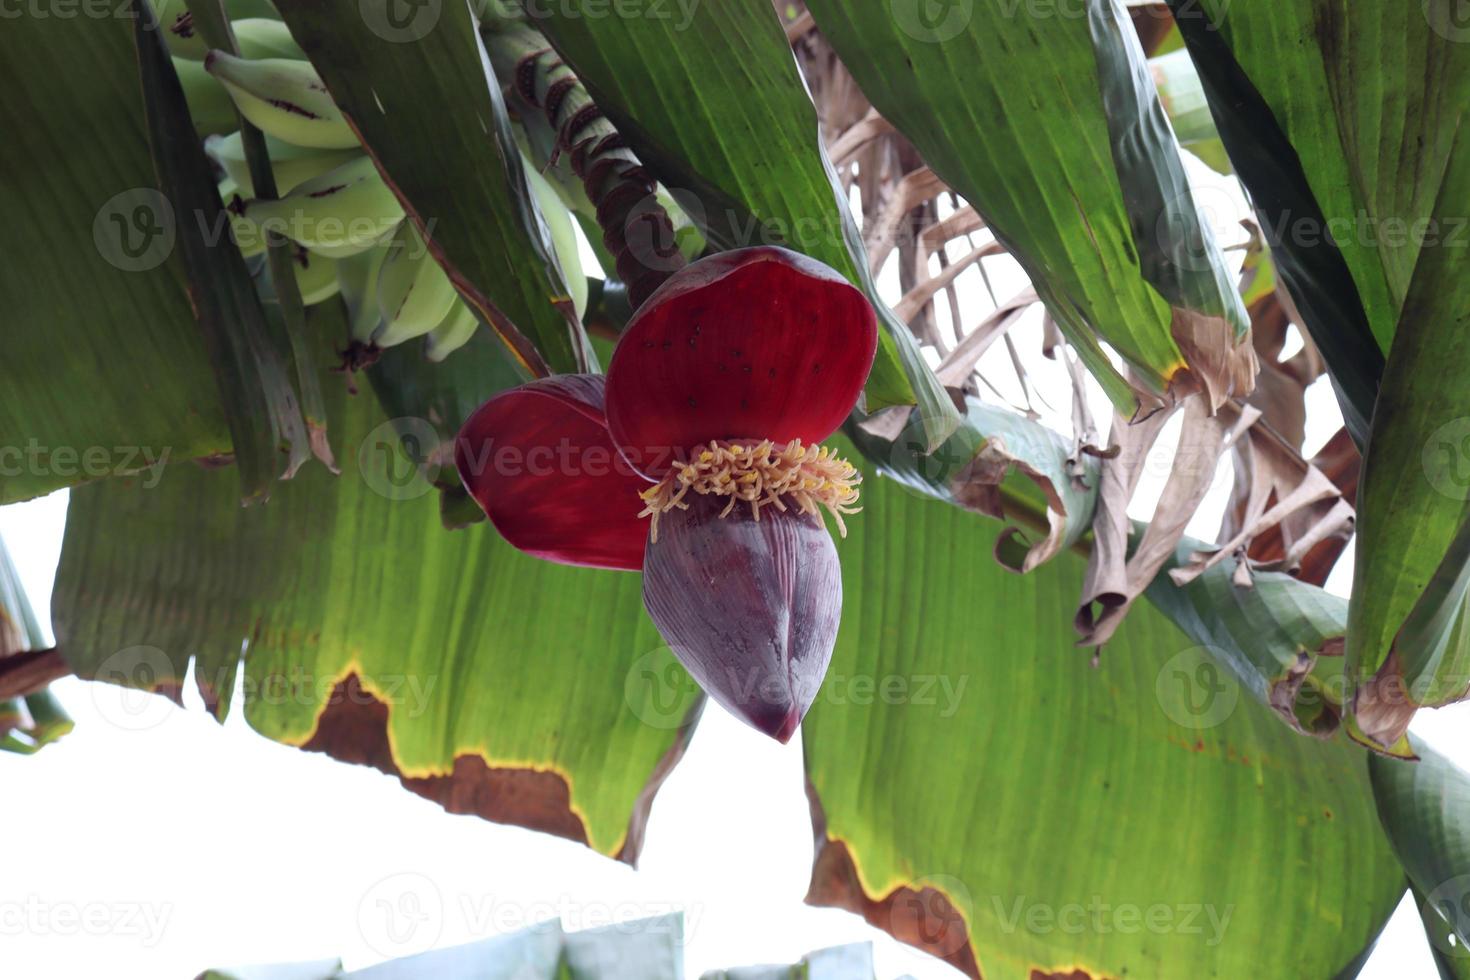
[482, 21, 686, 310]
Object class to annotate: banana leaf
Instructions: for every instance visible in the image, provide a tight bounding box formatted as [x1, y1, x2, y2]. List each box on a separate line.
[52, 307, 695, 861]
[1168, 0, 1470, 445]
[804, 435, 1404, 977]
[1345, 129, 1470, 751]
[0, 12, 234, 504]
[1370, 739, 1470, 973]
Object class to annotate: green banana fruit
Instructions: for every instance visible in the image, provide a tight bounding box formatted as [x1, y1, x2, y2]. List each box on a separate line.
[423, 300, 480, 362]
[338, 242, 390, 345]
[524, 160, 587, 319]
[158, 0, 284, 61]
[290, 251, 341, 305]
[160, 4, 208, 61]
[173, 56, 237, 136]
[204, 51, 358, 149]
[232, 18, 305, 60]
[216, 178, 266, 258]
[306, 221, 401, 260]
[205, 131, 360, 197]
[242, 156, 404, 255]
[374, 222, 458, 348]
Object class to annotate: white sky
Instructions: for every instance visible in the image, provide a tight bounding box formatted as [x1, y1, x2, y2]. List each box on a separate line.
[1, 156, 1465, 979]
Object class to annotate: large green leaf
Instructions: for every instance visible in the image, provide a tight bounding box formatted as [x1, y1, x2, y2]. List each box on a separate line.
[804, 439, 1404, 977]
[516, 1, 961, 449]
[1169, 0, 1470, 444]
[272, 0, 595, 378]
[1345, 125, 1470, 751]
[52, 308, 693, 860]
[0, 12, 230, 504]
[1370, 740, 1470, 971]
[805, 0, 1252, 415]
[855, 401, 1356, 738]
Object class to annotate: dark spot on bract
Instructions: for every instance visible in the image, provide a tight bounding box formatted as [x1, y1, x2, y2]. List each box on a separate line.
[768, 367, 776, 379]
[731, 348, 742, 358]
[813, 362, 822, 374]
[661, 340, 672, 350]
[742, 364, 752, 374]
[687, 396, 697, 408]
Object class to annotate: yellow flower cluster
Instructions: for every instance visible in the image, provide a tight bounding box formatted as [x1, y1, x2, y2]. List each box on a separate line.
[638, 439, 862, 542]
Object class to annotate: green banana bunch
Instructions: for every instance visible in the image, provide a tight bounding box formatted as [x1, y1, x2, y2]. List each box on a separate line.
[373, 222, 458, 349]
[338, 242, 391, 345]
[206, 131, 360, 196]
[204, 51, 358, 149]
[424, 301, 480, 362]
[167, 7, 494, 360]
[241, 156, 404, 256]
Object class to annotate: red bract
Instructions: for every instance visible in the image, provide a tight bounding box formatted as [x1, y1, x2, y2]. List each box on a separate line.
[456, 375, 648, 571]
[603, 248, 877, 479]
[456, 246, 879, 741]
